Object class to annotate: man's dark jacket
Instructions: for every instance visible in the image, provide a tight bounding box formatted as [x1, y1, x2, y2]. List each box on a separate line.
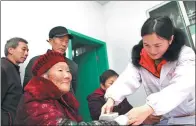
[1, 58, 23, 126]
[23, 50, 78, 93]
[87, 88, 133, 120]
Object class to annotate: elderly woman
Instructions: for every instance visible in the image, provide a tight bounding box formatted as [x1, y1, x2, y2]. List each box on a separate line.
[14, 51, 128, 125]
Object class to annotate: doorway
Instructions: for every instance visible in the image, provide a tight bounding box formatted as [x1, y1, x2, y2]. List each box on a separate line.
[67, 29, 109, 121]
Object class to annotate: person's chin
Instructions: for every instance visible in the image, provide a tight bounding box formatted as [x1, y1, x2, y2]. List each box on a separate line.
[152, 57, 159, 60]
[58, 50, 65, 54]
[18, 60, 25, 64]
[63, 85, 70, 91]
[61, 88, 70, 93]
[150, 55, 161, 60]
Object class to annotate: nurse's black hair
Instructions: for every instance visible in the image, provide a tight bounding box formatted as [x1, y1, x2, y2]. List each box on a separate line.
[132, 16, 186, 67]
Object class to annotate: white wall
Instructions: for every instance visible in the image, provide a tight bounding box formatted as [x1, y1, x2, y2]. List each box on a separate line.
[1, 1, 165, 107]
[1, 1, 106, 83]
[103, 1, 164, 106]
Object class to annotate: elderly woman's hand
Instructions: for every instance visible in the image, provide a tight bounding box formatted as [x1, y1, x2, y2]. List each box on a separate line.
[101, 98, 115, 114]
[126, 104, 154, 125]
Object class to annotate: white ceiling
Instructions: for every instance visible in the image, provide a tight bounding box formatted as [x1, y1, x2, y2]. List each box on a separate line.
[96, 1, 110, 5]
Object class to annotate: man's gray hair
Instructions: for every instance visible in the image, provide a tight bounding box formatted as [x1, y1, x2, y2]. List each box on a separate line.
[4, 37, 28, 56]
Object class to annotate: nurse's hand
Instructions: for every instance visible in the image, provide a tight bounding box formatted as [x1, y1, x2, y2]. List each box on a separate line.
[143, 115, 162, 125]
[126, 104, 154, 125]
[101, 98, 115, 114]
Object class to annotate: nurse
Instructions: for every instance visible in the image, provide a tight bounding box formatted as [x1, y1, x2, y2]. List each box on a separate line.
[101, 16, 195, 125]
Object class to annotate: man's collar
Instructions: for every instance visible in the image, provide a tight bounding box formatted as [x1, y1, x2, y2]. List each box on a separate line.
[5, 57, 20, 73]
[47, 49, 66, 56]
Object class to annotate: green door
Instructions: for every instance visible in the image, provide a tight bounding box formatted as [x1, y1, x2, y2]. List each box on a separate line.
[74, 49, 100, 122]
[68, 29, 109, 121]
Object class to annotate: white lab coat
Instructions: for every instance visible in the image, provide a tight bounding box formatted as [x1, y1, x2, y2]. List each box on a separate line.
[105, 46, 195, 124]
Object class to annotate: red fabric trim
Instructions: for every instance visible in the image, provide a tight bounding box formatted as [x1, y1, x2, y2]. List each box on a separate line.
[24, 76, 82, 122]
[139, 48, 167, 78]
[24, 77, 62, 100]
[157, 60, 167, 75]
[62, 92, 80, 111]
[60, 96, 82, 122]
[94, 88, 105, 96]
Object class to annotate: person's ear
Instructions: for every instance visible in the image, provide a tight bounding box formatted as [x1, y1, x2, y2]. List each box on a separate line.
[8, 47, 15, 55]
[169, 35, 174, 45]
[101, 83, 106, 90]
[47, 38, 53, 46]
[42, 73, 48, 79]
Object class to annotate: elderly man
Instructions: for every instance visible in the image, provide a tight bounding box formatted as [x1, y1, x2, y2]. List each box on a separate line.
[23, 26, 78, 94]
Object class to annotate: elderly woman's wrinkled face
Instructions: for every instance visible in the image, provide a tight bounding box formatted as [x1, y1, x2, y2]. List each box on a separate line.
[45, 62, 72, 93]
